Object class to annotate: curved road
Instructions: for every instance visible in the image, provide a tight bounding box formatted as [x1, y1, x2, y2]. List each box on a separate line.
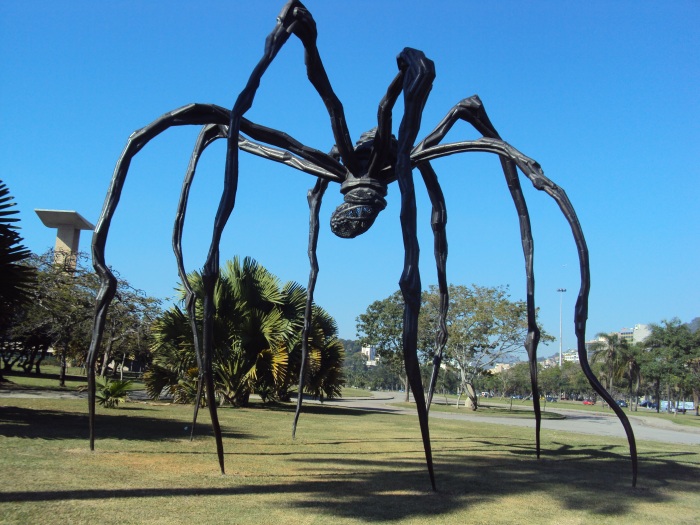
[3, 387, 698, 445]
[310, 392, 700, 446]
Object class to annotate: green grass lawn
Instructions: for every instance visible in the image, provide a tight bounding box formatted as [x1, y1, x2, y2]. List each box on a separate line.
[1, 394, 699, 525]
[2, 366, 89, 390]
[2, 366, 145, 392]
[340, 386, 374, 397]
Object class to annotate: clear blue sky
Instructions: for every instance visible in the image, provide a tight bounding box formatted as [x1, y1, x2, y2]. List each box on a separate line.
[2, 1, 698, 358]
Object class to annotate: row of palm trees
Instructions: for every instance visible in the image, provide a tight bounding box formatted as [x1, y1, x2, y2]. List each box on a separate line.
[590, 333, 641, 400]
[144, 256, 344, 406]
[590, 321, 699, 412]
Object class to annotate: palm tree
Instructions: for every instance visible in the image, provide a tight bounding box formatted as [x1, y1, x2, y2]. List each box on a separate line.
[617, 342, 644, 410]
[145, 256, 343, 406]
[591, 332, 628, 397]
[0, 180, 35, 382]
[286, 305, 345, 401]
[145, 306, 199, 403]
[0, 180, 35, 324]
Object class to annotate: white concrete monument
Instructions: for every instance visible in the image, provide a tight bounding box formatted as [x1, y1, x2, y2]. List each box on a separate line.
[35, 209, 94, 269]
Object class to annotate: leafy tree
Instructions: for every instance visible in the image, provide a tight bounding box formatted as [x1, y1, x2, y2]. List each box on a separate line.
[342, 350, 369, 389]
[643, 319, 700, 415]
[3, 251, 159, 385]
[421, 284, 553, 410]
[146, 256, 343, 406]
[497, 362, 531, 407]
[560, 360, 595, 400]
[355, 291, 411, 401]
[538, 365, 562, 398]
[339, 338, 362, 356]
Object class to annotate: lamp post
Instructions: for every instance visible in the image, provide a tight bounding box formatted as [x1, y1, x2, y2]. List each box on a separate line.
[557, 288, 567, 367]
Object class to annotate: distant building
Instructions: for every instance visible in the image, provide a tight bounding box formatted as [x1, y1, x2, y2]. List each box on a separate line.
[619, 327, 634, 343]
[562, 349, 579, 363]
[489, 363, 511, 374]
[361, 346, 378, 367]
[631, 324, 651, 343]
[586, 323, 652, 360]
[619, 324, 651, 344]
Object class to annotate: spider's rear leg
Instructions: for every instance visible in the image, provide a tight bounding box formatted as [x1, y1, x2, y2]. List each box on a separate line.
[416, 95, 542, 456]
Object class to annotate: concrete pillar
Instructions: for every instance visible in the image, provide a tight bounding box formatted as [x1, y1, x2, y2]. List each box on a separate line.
[35, 209, 95, 270]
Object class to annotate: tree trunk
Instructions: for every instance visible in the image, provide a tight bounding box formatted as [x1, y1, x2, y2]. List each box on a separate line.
[99, 337, 114, 378]
[402, 374, 410, 403]
[655, 379, 661, 413]
[119, 354, 126, 380]
[465, 383, 478, 411]
[59, 342, 67, 387]
[34, 343, 49, 375]
[21, 344, 39, 373]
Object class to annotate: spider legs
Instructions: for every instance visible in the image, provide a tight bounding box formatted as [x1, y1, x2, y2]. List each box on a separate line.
[88, 104, 229, 452]
[416, 96, 542, 455]
[412, 138, 638, 486]
[173, 124, 229, 439]
[292, 177, 329, 438]
[416, 162, 448, 414]
[395, 48, 437, 490]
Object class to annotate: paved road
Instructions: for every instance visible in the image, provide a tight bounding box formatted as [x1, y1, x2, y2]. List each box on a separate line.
[3, 387, 699, 446]
[308, 392, 700, 446]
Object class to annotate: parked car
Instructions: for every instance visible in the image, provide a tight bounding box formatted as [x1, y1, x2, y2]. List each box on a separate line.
[545, 396, 558, 402]
[582, 400, 595, 405]
[616, 400, 628, 407]
[511, 394, 523, 400]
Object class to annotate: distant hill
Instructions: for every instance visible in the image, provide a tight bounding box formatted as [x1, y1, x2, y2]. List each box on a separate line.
[340, 338, 362, 355]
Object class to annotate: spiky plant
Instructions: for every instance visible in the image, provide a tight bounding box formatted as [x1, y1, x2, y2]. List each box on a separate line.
[145, 256, 342, 407]
[95, 377, 132, 408]
[0, 180, 35, 322]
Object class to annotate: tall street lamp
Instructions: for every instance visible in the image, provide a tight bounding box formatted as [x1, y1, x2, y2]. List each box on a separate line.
[558, 288, 567, 367]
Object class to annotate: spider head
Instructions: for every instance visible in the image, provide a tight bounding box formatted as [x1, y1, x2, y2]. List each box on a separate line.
[330, 184, 387, 238]
[330, 129, 392, 239]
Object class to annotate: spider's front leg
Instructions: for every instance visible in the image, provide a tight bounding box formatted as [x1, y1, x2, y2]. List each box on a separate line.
[412, 129, 638, 487]
[173, 124, 229, 439]
[416, 162, 448, 413]
[395, 48, 437, 491]
[292, 177, 328, 438]
[88, 104, 230, 453]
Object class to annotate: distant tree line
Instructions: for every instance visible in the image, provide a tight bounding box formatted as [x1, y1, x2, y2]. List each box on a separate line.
[1, 250, 160, 384]
[353, 285, 553, 409]
[348, 284, 699, 415]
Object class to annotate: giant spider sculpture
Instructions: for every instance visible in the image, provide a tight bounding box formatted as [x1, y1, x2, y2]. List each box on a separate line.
[87, 0, 637, 491]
